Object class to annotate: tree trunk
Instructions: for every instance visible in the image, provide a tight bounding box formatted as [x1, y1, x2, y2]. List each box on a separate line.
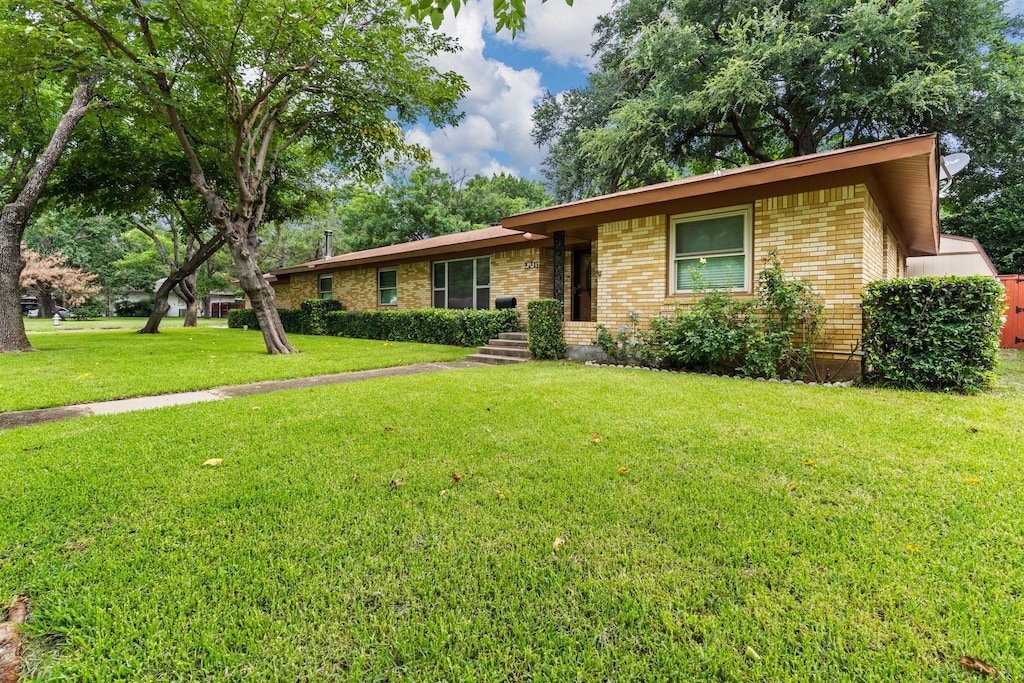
[0, 72, 99, 352]
[227, 224, 296, 354]
[137, 233, 225, 334]
[138, 289, 171, 334]
[0, 224, 31, 351]
[178, 273, 199, 327]
[38, 290, 55, 320]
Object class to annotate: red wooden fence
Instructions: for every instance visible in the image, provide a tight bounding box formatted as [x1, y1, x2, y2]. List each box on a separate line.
[1000, 275, 1024, 349]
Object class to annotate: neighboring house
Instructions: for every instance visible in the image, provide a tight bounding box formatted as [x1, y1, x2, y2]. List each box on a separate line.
[119, 279, 241, 318]
[906, 234, 998, 277]
[269, 135, 942, 373]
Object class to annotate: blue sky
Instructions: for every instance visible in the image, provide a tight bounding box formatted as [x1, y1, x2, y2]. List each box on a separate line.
[407, 0, 616, 181]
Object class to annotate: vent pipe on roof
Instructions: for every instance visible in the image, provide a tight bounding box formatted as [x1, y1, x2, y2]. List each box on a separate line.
[324, 230, 333, 259]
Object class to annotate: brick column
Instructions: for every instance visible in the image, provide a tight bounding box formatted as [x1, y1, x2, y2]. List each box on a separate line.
[553, 230, 564, 304]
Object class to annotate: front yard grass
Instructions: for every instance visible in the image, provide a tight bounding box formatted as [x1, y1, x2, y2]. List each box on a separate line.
[1, 361, 1021, 680]
[0, 327, 468, 411]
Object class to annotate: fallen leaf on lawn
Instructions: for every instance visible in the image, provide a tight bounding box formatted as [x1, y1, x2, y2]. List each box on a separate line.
[965, 478, 982, 484]
[906, 544, 921, 553]
[801, 459, 815, 466]
[617, 467, 629, 474]
[76, 372, 91, 380]
[353, 475, 360, 482]
[440, 490, 448, 497]
[591, 433, 602, 444]
[21, 446, 41, 452]
[553, 537, 565, 551]
[789, 483, 798, 491]
[4, 596, 28, 624]
[497, 490, 506, 501]
[966, 427, 979, 434]
[745, 645, 761, 661]
[251, 406, 261, 411]
[959, 656, 999, 677]
[202, 458, 223, 467]
[452, 472, 462, 484]
[390, 478, 404, 489]
[384, 426, 397, 432]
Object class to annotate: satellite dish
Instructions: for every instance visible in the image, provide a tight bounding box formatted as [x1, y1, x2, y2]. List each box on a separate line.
[938, 153, 970, 198]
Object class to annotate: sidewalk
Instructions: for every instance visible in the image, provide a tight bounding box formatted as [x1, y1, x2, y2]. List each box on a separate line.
[0, 361, 486, 431]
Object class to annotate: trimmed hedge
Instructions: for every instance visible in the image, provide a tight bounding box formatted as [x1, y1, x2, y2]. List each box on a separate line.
[231, 303, 520, 347]
[227, 308, 260, 330]
[299, 298, 343, 335]
[527, 299, 565, 359]
[862, 276, 1005, 393]
[323, 308, 520, 347]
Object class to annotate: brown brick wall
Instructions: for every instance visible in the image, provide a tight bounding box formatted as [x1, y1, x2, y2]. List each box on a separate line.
[270, 246, 548, 314]
[491, 247, 547, 309]
[573, 184, 894, 356]
[273, 273, 319, 309]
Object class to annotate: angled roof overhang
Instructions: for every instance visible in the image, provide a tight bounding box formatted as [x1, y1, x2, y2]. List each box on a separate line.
[501, 135, 941, 256]
[268, 226, 552, 278]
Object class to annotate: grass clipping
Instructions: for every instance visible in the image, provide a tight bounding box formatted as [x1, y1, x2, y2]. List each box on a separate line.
[0, 596, 28, 682]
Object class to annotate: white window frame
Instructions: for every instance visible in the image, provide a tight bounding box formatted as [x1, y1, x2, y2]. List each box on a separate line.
[378, 268, 398, 306]
[432, 257, 490, 310]
[318, 274, 333, 300]
[670, 205, 753, 294]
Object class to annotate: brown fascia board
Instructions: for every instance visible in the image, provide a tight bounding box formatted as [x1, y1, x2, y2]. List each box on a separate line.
[268, 230, 552, 277]
[502, 135, 940, 255]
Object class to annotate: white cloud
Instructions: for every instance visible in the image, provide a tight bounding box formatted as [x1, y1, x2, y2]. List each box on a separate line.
[409, 2, 548, 178]
[495, 0, 616, 69]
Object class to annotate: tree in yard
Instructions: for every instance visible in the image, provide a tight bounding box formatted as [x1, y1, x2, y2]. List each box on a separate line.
[57, 0, 466, 354]
[338, 164, 554, 251]
[20, 247, 101, 317]
[534, 0, 1024, 201]
[0, 3, 104, 351]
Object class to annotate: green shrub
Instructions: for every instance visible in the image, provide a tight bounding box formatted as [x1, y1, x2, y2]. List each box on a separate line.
[298, 298, 344, 335]
[323, 308, 520, 347]
[612, 253, 824, 378]
[527, 299, 565, 359]
[227, 309, 259, 329]
[115, 297, 155, 318]
[862, 276, 1004, 393]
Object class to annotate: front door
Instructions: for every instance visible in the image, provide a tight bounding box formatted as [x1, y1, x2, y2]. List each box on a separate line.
[572, 249, 592, 322]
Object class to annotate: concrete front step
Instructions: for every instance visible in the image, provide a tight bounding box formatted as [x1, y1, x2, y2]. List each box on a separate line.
[498, 332, 528, 342]
[465, 353, 529, 365]
[487, 338, 528, 349]
[476, 345, 530, 359]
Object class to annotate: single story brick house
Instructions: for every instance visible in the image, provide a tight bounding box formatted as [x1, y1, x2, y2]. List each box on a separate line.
[268, 135, 941, 367]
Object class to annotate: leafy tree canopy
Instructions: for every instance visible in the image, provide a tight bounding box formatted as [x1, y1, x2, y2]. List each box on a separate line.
[399, 0, 574, 34]
[337, 165, 553, 252]
[534, 0, 1024, 200]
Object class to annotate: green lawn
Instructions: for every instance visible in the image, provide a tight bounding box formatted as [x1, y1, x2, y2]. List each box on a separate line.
[1, 357, 1022, 680]
[0, 327, 468, 411]
[21, 316, 226, 332]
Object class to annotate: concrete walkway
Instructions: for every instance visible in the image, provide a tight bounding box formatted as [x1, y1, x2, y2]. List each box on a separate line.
[0, 361, 486, 432]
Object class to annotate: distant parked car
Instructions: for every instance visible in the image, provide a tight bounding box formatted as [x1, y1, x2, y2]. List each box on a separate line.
[21, 303, 38, 315]
[56, 306, 77, 319]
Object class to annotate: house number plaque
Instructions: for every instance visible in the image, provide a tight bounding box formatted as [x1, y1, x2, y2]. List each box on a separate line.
[524, 261, 539, 269]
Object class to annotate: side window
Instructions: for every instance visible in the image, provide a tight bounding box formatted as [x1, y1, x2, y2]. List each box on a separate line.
[378, 268, 398, 305]
[319, 275, 333, 300]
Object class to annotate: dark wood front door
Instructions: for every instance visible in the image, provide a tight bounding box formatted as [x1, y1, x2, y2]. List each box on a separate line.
[572, 249, 592, 322]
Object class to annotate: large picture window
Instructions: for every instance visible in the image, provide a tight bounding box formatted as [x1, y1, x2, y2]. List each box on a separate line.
[671, 206, 752, 292]
[318, 275, 333, 300]
[378, 268, 397, 305]
[432, 257, 490, 310]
